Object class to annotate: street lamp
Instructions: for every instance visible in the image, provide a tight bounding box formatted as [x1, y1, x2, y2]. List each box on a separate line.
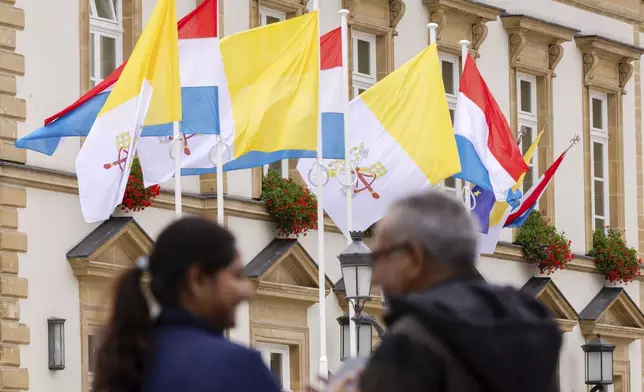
[337, 314, 372, 360]
[338, 231, 373, 313]
[582, 334, 615, 392]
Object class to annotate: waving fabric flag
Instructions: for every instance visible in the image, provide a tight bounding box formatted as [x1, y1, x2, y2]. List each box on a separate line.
[15, 0, 229, 155]
[476, 132, 542, 254]
[504, 146, 571, 228]
[453, 54, 528, 200]
[76, 0, 181, 223]
[297, 44, 459, 236]
[137, 26, 344, 185]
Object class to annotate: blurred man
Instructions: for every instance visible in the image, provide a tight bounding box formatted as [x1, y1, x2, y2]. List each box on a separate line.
[321, 190, 562, 392]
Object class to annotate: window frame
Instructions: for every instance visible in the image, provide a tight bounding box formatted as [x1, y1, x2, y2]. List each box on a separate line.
[352, 30, 377, 93]
[438, 52, 462, 197]
[589, 90, 609, 232]
[260, 6, 286, 25]
[86, 325, 101, 392]
[516, 72, 539, 198]
[89, 0, 123, 88]
[257, 343, 292, 392]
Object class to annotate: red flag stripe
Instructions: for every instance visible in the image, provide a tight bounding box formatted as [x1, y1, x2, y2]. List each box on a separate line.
[506, 149, 568, 224]
[320, 28, 341, 70]
[459, 54, 528, 181]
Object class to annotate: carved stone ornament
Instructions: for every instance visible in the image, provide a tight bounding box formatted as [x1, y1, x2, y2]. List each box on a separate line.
[390, 0, 406, 29]
[582, 53, 599, 86]
[509, 32, 527, 68]
[429, 9, 446, 41]
[342, 0, 360, 15]
[548, 44, 564, 76]
[618, 61, 634, 91]
[471, 21, 488, 52]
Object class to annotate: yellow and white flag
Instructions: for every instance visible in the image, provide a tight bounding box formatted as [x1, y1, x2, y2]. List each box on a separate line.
[76, 0, 181, 223]
[297, 44, 460, 236]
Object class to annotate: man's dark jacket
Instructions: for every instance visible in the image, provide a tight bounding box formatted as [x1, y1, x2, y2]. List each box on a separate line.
[143, 309, 281, 392]
[360, 277, 562, 392]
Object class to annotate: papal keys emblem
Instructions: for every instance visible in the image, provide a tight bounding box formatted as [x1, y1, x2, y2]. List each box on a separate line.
[327, 143, 387, 199]
[104, 132, 135, 171]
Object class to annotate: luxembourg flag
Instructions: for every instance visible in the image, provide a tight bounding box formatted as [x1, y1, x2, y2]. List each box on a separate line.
[453, 54, 528, 200]
[139, 27, 346, 184]
[15, 0, 230, 155]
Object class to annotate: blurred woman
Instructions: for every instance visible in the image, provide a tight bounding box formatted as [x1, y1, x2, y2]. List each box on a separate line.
[92, 217, 281, 392]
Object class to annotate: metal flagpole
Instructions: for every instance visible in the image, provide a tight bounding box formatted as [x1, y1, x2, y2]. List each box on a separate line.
[338, 8, 358, 359]
[458, 40, 476, 213]
[172, 121, 183, 218]
[313, 0, 328, 379]
[215, 6, 225, 226]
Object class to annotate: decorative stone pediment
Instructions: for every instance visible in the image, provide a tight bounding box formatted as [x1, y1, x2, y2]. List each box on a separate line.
[244, 239, 334, 304]
[67, 217, 153, 279]
[579, 287, 644, 341]
[501, 14, 579, 76]
[342, 0, 406, 34]
[423, 0, 504, 57]
[575, 35, 644, 93]
[521, 277, 579, 333]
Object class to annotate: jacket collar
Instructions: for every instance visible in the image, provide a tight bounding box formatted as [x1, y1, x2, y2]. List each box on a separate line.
[156, 307, 224, 337]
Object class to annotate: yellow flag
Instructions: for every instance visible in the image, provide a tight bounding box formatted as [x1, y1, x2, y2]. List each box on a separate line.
[99, 0, 181, 124]
[220, 11, 319, 159]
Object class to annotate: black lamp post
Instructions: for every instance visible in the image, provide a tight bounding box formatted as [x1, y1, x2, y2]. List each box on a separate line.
[337, 314, 373, 360]
[337, 231, 386, 359]
[338, 231, 373, 313]
[582, 334, 615, 392]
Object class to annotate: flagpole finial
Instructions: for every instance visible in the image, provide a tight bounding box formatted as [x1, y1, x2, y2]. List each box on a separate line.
[338, 9, 350, 16]
[427, 23, 438, 45]
[571, 135, 581, 145]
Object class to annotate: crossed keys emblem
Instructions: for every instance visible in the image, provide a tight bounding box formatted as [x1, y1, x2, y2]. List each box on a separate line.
[159, 133, 202, 156]
[104, 132, 135, 171]
[326, 143, 387, 199]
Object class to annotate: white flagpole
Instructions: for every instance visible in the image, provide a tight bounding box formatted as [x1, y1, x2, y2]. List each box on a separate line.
[313, 0, 328, 379]
[173, 121, 182, 218]
[339, 8, 358, 359]
[458, 39, 475, 213]
[216, 8, 225, 226]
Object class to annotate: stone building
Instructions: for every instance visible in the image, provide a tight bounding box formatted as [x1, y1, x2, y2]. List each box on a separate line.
[2, 0, 644, 391]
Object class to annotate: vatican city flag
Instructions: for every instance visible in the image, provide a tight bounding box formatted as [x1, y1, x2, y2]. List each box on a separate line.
[298, 44, 460, 236]
[76, 0, 181, 223]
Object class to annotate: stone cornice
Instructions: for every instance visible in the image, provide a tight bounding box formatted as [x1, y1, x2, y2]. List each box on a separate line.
[423, 0, 504, 56]
[580, 321, 644, 341]
[501, 14, 579, 75]
[254, 280, 331, 304]
[343, 0, 406, 33]
[0, 161, 342, 233]
[258, 0, 308, 14]
[576, 35, 644, 92]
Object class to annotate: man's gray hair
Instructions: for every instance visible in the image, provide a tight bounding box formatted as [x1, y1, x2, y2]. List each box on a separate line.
[388, 190, 478, 271]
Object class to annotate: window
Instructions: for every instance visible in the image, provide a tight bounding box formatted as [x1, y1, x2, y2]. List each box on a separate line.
[258, 343, 291, 392]
[517, 73, 538, 195]
[590, 91, 609, 231]
[439, 53, 462, 197]
[260, 7, 286, 25]
[89, 0, 123, 88]
[87, 329, 100, 391]
[263, 160, 289, 178]
[352, 31, 376, 97]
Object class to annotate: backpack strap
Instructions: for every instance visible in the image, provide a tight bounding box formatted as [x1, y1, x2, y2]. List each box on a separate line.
[390, 315, 481, 392]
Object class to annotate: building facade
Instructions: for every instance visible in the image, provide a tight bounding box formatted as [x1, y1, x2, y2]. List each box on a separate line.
[2, 0, 644, 391]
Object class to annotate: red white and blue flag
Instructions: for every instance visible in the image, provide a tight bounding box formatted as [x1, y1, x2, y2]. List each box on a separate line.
[452, 54, 529, 201]
[15, 0, 231, 155]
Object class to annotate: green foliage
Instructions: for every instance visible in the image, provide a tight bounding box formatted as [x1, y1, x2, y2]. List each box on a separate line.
[261, 170, 317, 238]
[515, 211, 574, 274]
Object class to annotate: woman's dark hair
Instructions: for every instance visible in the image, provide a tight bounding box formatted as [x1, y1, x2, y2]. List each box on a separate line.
[92, 216, 237, 392]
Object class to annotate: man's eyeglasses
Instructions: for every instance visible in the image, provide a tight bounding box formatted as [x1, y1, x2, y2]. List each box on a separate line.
[370, 242, 413, 264]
